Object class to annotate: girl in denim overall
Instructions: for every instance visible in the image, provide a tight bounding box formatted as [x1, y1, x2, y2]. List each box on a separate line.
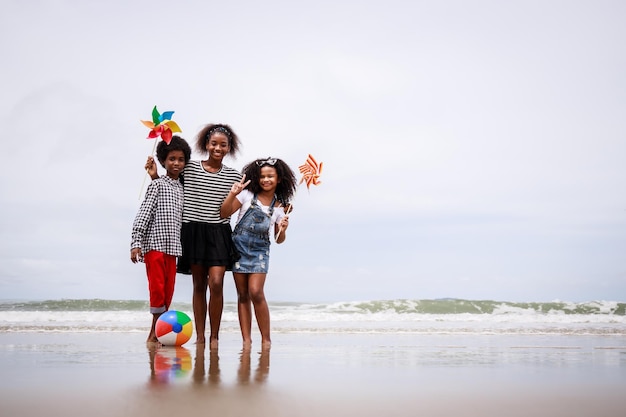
[220, 157, 297, 349]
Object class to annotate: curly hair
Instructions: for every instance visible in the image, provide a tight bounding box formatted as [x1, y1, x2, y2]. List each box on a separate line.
[195, 123, 241, 157]
[156, 135, 192, 167]
[242, 158, 297, 206]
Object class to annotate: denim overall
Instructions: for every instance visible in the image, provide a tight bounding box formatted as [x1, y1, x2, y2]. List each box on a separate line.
[232, 194, 276, 273]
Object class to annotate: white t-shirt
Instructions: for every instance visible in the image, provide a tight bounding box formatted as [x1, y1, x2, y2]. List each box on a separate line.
[235, 190, 286, 228]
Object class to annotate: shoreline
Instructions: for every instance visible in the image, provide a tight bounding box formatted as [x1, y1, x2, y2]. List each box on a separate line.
[1, 331, 625, 417]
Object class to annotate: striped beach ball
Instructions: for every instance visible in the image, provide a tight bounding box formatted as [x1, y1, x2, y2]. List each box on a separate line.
[155, 310, 193, 346]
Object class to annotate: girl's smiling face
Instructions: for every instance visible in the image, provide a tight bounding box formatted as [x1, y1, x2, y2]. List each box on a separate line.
[206, 132, 230, 161]
[259, 166, 280, 192]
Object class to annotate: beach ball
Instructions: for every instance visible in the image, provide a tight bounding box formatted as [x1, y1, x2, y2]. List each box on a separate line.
[155, 310, 193, 346]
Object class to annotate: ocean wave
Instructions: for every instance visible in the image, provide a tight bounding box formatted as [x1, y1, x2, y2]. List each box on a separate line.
[1, 323, 625, 336]
[316, 299, 626, 315]
[0, 299, 151, 311]
[1, 298, 624, 315]
[0, 298, 625, 335]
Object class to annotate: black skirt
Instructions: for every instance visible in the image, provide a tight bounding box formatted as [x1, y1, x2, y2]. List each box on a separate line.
[177, 222, 239, 274]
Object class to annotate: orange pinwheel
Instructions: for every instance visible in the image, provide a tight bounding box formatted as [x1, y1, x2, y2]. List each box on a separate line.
[140, 106, 182, 144]
[277, 153, 323, 234]
[298, 154, 323, 190]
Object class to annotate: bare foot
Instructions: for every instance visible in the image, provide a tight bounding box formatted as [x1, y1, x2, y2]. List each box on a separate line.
[261, 340, 272, 350]
[209, 337, 219, 350]
[146, 339, 162, 348]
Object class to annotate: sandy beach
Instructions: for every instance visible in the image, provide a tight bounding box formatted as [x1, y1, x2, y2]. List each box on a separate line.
[1, 330, 625, 417]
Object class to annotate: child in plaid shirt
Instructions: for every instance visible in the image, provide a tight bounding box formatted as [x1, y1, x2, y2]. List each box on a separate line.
[131, 136, 191, 344]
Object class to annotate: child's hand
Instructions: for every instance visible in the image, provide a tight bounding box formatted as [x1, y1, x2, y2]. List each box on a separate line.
[130, 248, 142, 263]
[230, 174, 251, 195]
[278, 215, 289, 231]
[145, 156, 158, 179]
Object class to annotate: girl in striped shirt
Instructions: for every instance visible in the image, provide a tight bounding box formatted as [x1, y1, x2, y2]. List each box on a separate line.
[147, 124, 242, 348]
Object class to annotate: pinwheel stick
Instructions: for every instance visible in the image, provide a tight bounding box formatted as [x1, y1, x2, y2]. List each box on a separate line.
[275, 194, 295, 240]
[138, 139, 159, 199]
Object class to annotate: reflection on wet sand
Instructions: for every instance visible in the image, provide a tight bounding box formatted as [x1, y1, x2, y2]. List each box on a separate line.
[147, 345, 192, 385]
[4, 332, 625, 417]
[237, 347, 270, 385]
[147, 344, 270, 388]
[191, 344, 222, 386]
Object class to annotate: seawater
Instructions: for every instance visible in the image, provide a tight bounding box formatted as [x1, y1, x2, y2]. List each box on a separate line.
[0, 298, 624, 335]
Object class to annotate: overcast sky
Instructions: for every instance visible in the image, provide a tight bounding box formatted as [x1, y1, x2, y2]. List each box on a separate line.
[1, 0, 624, 303]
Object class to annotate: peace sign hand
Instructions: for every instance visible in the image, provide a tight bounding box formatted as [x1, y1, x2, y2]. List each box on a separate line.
[230, 174, 251, 195]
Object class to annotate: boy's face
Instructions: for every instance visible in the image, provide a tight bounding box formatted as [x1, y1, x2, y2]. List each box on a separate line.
[164, 150, 186, 180]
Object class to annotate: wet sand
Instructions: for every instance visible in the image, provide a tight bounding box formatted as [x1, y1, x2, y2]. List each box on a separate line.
[1, 331, 625, 417]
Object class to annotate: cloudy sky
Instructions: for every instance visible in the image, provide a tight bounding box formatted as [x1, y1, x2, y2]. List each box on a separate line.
[1, 0, 624, 303]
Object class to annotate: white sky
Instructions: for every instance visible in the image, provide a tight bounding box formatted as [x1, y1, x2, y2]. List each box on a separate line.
[1, 0, 624, 303]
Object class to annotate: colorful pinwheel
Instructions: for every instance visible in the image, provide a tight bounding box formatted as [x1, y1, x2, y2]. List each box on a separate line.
[138, 106, 183, 199]
[277, 153, 323, 234]
[140, 105, 182, 144]
[298, 154, 323, 190]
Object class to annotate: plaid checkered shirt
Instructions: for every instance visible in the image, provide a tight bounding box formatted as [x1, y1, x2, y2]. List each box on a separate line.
[131, 175, 184, 257]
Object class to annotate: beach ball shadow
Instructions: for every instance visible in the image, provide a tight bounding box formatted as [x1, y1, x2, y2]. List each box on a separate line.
[152, 346, 193, 382]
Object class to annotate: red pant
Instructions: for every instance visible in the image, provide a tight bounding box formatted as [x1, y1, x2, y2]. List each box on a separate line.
[144, 251, 176, 314]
